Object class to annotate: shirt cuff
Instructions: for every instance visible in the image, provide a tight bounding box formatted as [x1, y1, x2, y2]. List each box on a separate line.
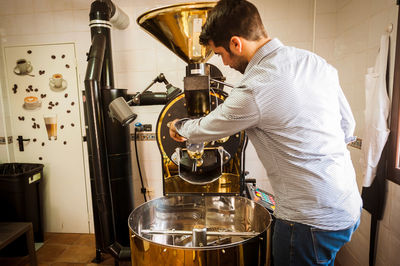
[175, 118, 190, 137]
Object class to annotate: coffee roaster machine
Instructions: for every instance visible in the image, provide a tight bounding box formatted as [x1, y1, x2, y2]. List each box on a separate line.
[84, 1, 272, 265]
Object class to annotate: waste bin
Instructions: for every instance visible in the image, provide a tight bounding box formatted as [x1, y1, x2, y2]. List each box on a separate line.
[0, 163, 44, 256]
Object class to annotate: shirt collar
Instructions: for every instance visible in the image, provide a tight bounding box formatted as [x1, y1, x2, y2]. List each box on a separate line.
[244, 38, 283, 74]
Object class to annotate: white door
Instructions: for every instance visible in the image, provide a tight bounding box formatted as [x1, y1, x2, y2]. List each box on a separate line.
[4, 43, 91, 233]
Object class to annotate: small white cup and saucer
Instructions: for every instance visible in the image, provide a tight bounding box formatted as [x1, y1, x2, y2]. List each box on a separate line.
[49, 73, 67, 91]
[14, 59, 34, 76]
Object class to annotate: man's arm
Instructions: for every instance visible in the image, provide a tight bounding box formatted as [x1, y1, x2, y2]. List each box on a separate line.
[338, 85, 356, 144]
[171, 86, 260, 143]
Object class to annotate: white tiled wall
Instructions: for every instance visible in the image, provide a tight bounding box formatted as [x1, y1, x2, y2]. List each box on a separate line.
[322, 0, 400, 265]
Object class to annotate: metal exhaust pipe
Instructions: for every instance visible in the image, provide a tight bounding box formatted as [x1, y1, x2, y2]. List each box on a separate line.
[84, 0, 133, 262]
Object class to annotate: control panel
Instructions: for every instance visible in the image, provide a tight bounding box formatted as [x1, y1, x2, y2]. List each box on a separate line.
[246, 183, 275, 213]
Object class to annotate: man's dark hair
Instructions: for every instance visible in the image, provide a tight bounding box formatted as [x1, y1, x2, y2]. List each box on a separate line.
[199, 0, 267, 52]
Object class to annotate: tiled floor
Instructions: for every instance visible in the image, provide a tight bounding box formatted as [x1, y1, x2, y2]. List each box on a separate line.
[0, 233, 131, 266]
[1, 232, 343, 266]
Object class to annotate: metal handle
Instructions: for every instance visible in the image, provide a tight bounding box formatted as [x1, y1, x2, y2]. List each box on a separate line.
[210, 78, 235, 88]
[17, 135, 30, 151]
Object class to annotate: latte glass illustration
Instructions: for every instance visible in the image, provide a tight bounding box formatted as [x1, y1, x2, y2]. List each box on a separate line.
[44, 114, 57, 140]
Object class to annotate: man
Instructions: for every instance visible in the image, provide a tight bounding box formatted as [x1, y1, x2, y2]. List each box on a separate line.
[169, 0, 362, 265]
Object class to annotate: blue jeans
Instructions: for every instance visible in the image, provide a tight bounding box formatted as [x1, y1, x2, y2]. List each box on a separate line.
[272, 218, 360, 266]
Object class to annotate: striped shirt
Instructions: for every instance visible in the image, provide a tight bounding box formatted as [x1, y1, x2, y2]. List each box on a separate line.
[176, 38, 362, 230]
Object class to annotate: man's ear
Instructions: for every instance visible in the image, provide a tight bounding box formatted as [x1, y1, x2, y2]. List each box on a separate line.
[229, 36, 243, 55]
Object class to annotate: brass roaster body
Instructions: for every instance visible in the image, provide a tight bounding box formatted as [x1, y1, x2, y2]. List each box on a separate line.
[157, 92, 246, 195]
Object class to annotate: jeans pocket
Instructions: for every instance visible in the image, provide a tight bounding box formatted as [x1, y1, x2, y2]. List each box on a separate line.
[310, 229, 336, 264]
[310, 226, 354, 265]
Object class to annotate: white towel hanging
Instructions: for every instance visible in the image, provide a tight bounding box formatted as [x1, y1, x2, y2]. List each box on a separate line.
[361, 34, 390, 187]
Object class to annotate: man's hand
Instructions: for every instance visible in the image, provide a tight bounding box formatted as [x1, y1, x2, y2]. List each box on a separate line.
[168, 119, 187, 142]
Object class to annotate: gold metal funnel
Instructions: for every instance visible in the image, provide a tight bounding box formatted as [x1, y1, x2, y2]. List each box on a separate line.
[137, 2, 216, 64]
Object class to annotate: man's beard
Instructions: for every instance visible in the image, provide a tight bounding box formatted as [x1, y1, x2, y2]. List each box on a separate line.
[230, 53, 248, 74]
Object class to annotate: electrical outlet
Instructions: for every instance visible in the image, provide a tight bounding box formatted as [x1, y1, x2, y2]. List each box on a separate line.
[348, 137, 362, 150]
[135, 124, 152, 132]
[134, 132, 156, 141]
[146, 187, 155, 198]
[143, 124, 152, 131]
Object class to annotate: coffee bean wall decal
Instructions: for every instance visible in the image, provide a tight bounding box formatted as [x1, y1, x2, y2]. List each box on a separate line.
[12, 84, 17, 94]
